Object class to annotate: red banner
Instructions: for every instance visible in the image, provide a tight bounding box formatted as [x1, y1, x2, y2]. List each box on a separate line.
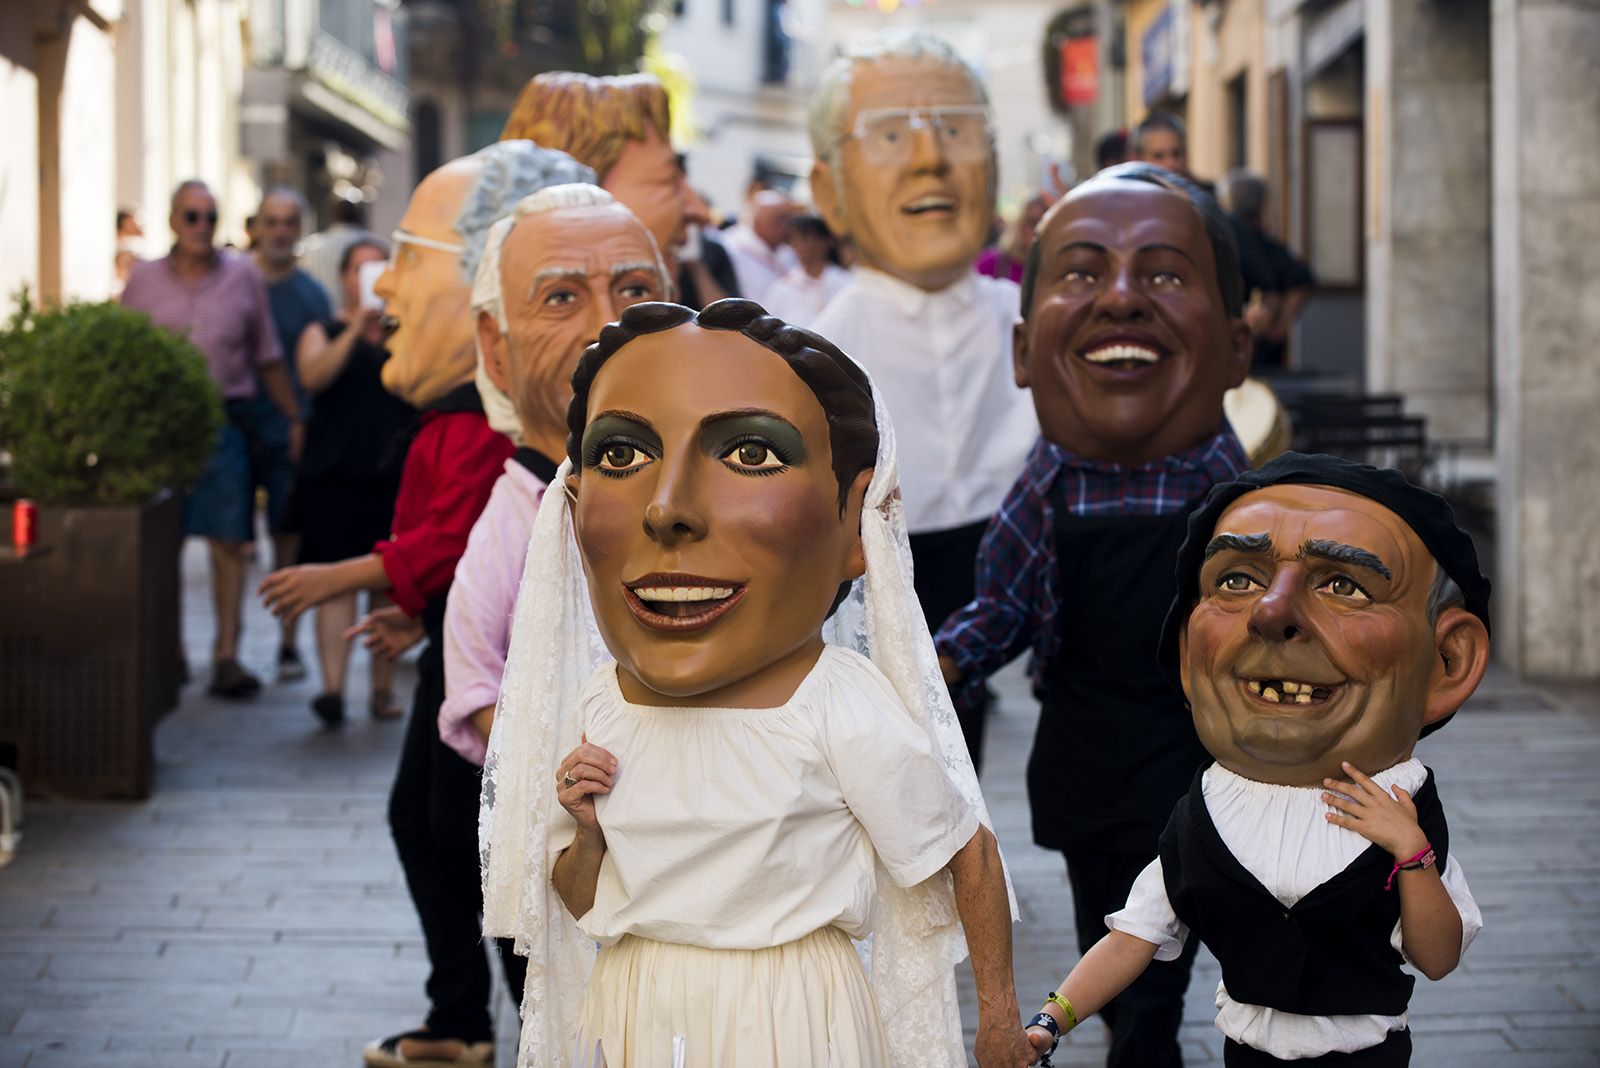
[1061, 37, 1098, 106]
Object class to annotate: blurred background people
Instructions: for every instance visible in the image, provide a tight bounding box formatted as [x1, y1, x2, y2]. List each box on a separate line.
[1218, 168, 1315, 371]
[975, 192, 1050, 284]
[1095, 128, 1131, 171]
[722, 186, 799, 302]
[251, 186, 334, 683]
[299, 194, 374, 299]
[760, 212, 849, 325]
[290, 235, 415, 724]
[121, 179, 302, 698]
[112, 207, 144, 296]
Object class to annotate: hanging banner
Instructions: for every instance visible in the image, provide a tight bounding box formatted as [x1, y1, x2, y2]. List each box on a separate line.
[1060, 36, 1098, 106]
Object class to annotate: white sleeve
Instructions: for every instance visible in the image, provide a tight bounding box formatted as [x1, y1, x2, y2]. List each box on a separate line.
[821, 671, 979, 889]
[1106, 858, 1189, 961]
[1391, 854, 1482, 960]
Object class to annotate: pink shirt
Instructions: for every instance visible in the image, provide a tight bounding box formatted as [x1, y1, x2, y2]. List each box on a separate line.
[120, 248, 281, 399]
[440, 457, 549, 765]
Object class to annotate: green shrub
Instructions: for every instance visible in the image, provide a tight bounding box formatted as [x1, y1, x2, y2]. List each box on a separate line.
[0, 292, 224, 505]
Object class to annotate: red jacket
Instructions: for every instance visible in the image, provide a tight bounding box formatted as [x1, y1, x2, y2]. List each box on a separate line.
[374, 394, 514, 617]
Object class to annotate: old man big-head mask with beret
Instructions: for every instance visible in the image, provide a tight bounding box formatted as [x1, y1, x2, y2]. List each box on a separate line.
[1160, 453, 1492, 787]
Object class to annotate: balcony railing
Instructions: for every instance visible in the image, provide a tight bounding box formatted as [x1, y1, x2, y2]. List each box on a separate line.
[250, 0, 409, 133]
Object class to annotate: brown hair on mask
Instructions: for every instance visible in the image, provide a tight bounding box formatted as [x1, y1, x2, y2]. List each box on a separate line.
[501, 72, 672, 182]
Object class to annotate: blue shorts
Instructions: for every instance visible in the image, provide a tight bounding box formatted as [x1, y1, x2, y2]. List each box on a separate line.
[182, 396, 295, 541]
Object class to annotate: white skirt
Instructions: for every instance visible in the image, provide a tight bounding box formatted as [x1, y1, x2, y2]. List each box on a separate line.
[573, 925, 892, 1068]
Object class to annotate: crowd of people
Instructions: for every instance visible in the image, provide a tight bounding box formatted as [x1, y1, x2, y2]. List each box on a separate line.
[112, 27, 1482, 1068]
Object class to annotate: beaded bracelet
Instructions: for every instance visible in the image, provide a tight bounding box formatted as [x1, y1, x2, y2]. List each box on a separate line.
[1385, 844, 1436, 891]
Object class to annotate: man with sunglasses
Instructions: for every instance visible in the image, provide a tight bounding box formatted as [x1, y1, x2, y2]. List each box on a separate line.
[810, 29, 1038, 770]
[122, 179, 304, 699]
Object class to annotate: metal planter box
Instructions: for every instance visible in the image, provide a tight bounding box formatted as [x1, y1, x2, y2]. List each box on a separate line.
[0, 491, 183, 799]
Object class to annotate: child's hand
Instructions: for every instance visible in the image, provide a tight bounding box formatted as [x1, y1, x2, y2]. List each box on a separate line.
[1323, 761, 1431, 861]
[1025, 1023, 1055, 1057]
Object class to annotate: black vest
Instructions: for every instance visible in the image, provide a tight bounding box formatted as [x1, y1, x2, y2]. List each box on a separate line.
[1028, 503, 1211, 854]
[1159, 768, 1451, 1018]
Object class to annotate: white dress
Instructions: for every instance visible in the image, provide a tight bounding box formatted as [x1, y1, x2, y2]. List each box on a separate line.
[549, 645, 980, 1067]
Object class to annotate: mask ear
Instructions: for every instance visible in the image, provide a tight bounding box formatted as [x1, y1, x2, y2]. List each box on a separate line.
[811, 160, 849, 239]
[1226, 316, 1252, 389]
[478, 310, 511, 394]
[841, 467, 873, 582]
[1421, 606, 1490, 729]
[1012, 318, 1031, 389]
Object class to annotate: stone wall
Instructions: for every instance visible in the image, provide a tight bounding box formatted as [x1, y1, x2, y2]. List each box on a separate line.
[1365, 0, 1492, 445]
[1492, 0, 1600, 677]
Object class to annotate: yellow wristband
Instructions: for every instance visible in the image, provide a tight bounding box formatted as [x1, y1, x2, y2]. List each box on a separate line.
[1047, 991, 1077, 1032]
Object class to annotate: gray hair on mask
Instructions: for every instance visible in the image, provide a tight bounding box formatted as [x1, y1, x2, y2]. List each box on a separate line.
[807, 29, 989, 164]
[453, 140, 597, 287]
[1426, 564, 1465, 625]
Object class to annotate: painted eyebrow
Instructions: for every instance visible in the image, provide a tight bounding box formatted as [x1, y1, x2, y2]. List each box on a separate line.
[1137, 242, 1198, 264]
[1301, 539, 1392, 579]
[1204, 532, 1273, 560]
[1049, 240, 1196, 264]
[588, 408, 655, 432]
[1202, 532, 1392, 580]
[610, 261, 662, 281]
[696, 407, 798, 433]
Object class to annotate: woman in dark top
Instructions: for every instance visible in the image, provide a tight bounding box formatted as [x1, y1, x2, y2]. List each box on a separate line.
[292, 237, 417, 724]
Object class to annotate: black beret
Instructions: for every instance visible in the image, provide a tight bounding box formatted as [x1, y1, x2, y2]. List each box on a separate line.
[1156, 452, 1492, 731]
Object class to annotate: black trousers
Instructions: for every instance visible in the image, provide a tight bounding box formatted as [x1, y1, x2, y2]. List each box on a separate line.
[388, 632, 527, 1041]
[1064, 850, 1200, 1068]
[1224, 1029, 1411, 1066]
[909, 518, 991, 770]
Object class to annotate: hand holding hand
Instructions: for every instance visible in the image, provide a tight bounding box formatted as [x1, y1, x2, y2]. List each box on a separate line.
[1025, 1023, 1055, 1059]
[974, 1020, 1039, 1068]
[1323, 760, 1431, 861]
[259, 564, 337, 622]
[556, 736, 618, 837]
[343, 605, 424, 661]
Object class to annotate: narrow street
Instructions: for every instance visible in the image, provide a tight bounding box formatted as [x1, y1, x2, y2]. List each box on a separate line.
[0, 542, 1597, 1066]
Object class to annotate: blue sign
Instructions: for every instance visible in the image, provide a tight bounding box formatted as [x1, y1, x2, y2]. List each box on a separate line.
[1143, 6, 1174, 106]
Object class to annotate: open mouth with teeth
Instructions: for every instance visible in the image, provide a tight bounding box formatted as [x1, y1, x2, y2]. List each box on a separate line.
[623, 577, 748, 632]
[1078, 342, 1167, 371]
[901, 195, 957, 217]
[1242, 677, 1342, 706]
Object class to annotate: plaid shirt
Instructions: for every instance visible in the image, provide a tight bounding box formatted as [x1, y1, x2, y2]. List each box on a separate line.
[934, 427, 1249, 710]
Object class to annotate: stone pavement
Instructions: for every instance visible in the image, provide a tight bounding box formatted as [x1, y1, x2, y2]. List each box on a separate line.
[1, 541, 1598, 1066]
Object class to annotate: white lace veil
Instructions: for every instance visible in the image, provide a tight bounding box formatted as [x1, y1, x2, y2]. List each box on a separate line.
[480, 362, 1016, 1068]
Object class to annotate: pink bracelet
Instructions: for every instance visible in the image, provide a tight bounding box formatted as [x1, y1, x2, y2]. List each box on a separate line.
[1385, 844, 1436, 891]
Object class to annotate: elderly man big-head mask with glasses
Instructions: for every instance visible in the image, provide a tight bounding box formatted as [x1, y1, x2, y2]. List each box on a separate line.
[810, 32, 996, 293]
[372, 160, 478, 407]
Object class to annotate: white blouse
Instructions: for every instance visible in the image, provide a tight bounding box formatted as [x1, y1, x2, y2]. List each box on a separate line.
[549, 645, 980, 950]
[813, 268, 1038, 535]
[1110, 758, 1482, 1059]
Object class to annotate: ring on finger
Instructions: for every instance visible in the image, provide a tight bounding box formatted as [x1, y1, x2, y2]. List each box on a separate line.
[562, 772, 577, 788]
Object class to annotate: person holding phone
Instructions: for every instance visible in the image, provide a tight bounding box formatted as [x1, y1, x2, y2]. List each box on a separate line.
[289, 236, 418, 724]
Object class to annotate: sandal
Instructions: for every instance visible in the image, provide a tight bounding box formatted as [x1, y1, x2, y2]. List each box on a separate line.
[371, 687, 405, 720]
[362, 1029, 492, 1067]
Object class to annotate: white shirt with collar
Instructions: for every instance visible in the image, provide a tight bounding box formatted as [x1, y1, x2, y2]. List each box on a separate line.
[723, 224, 798, 303]
[1110, 758, 1482, 1059]
[813, 267, 1038, 535]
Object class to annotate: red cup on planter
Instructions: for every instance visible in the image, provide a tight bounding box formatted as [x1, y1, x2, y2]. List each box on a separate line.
[12, 499, 35, 552]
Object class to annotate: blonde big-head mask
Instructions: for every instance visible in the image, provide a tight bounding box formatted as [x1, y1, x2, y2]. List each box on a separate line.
[808, 29, 997, 293]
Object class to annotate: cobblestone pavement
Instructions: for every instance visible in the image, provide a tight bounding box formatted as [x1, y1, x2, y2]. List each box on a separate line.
[1, 542, 1597, 1066]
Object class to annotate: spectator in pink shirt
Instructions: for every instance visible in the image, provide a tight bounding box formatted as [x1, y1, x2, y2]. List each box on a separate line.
[441, 184, 671, 765]
[121, 179, 303, 698]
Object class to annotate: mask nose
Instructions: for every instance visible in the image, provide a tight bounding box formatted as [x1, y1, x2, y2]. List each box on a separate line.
[642, 450, 706, 547]
[1248, 567, 1305, 643]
